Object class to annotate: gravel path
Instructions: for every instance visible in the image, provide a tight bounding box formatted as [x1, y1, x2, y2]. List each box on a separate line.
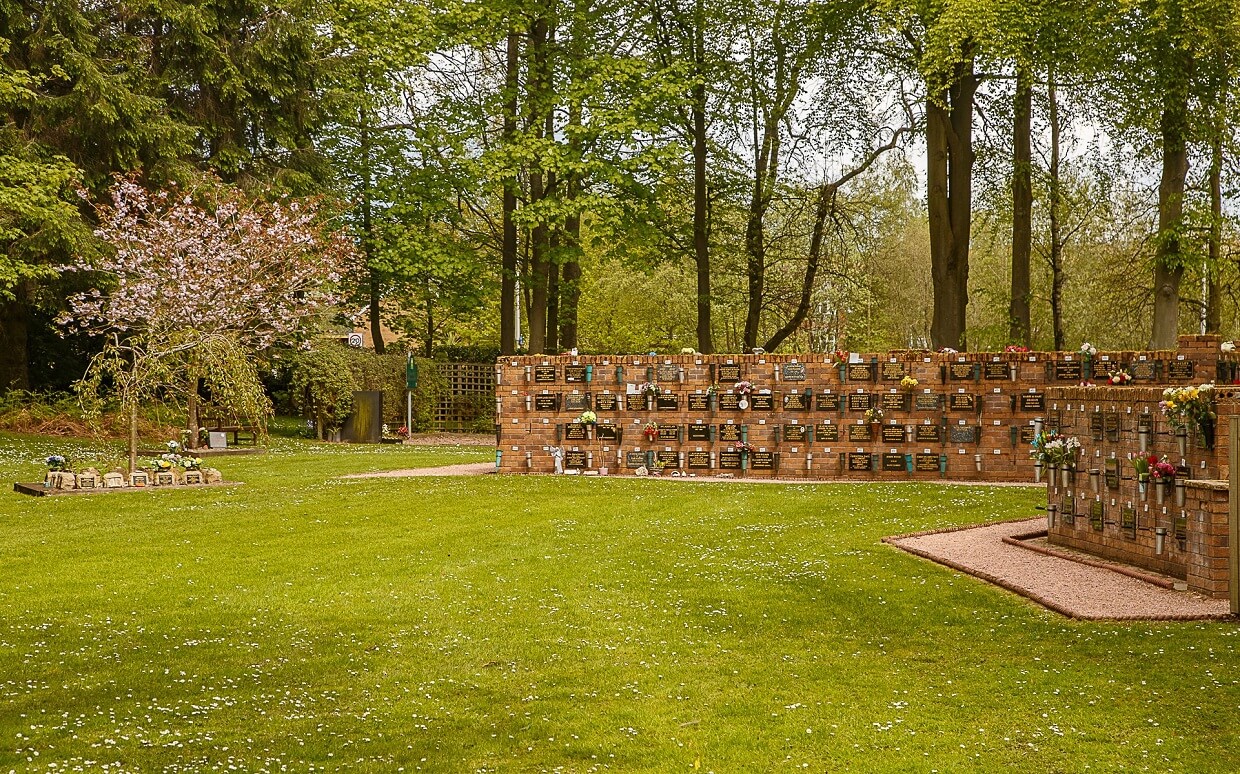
[342, 462, 494, 478]
[887, 519, 1233, 620]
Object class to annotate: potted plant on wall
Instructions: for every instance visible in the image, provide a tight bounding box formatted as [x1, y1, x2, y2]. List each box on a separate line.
[1160, 383, 1217, 451]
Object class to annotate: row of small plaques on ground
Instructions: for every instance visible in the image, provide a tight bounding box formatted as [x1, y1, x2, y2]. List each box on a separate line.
[533, 391, 1045, 413]
[562, 422, 988, 444]
[523, 359, 1195, 384]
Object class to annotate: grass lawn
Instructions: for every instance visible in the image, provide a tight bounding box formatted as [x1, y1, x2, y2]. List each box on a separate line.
[2, 432, 1238, 772]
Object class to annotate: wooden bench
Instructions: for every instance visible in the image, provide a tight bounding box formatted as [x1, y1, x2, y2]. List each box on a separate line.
[201, 416, 259, 447]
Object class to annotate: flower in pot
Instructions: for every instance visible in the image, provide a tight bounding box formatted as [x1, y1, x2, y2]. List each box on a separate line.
[45, 454, 68, 472]
[1109, 370, 1132, 386]
[578, 410, 597, 425]
[643, 422, 659, 442]
[863, 406, 884, 424]
[900, 375, 919, 392]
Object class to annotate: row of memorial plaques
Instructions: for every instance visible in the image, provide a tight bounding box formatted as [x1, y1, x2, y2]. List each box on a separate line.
[535, 390, 1042, 415]
[559, 421, 994, 446]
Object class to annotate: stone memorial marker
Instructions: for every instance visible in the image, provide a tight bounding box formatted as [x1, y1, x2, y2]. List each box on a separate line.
[565, 365, 588, 382]
[783, 392, 809, 411]
[915, 425, 942, 443]
[1105, 458, 1120, 490]
[948, 425, 978, 444]
[76, 471, 99, 489]
[103, 472, 126, 488]
[594, 393, 618, 412]
[625, 393, 646, 411]
[565, 423, 588, 441]
[1061, 495, 1074, 524]
[534, 365, 557, 383]
[948, 393, 975, 412]
[1089, 412, 1104, 441]
[1168, 360, 1194, 380]
[1138, 413, 1154, 431]
[129, 471, 150, 487]
[687, 451, 711, 469]
[657, 425, 680, 442]
[983, 362, 1011, 380]
[183, 470, 204, 485]
[882, 453, 905, 471]
[719, 451, 742, 469]
[534, 394, 559, 411]
[783, 424, 808, 443]
[656, 393, 680, 411]
[1105, 412, 1120, 442]
[816, 423, 840, 442]
[914, 393, 942, 411]
[880, 362, 907, 381]
[881, 392, 910, 412]
[718, 393, 742, 411]
[1018, 425, 1036, 444]
[750, 451, 774, 470]
[565, 450, 588, 469]
[687, 424, 711, 441]
[625, 451, 647, 469]
[1092, 360, 1119, 379]
[815, 393, 840, 412]
[948, 363, 975, 380]
[564, 394, 590, 412]
[847, 393, 873, 412]
[595, 424, 620, 442]
[846, 362, 876, 382]
[1120, 505, 1136, 539]
[1131, 361, 1156, 381]
[657, 364, 681, 382]
[656, 450, 680, 468]
[782, 363, 807, 381]
[1089, 499, 1104, 531]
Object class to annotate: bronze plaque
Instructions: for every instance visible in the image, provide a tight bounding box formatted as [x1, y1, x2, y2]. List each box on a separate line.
[948, 363, 975, 380]
[847, 393, 873, 412]
[881, 392, 910, 412]
[948, 393, 975, 412]
[1138, 413, 1154, 430]
[1018, 425, 1036, 444]
[687, 393, 710, 412]
[1018, 393, 1045, 412]
[816, 423, 840, 442]
[1092, 360, 1119, 378]
[656, 450, 680, 468]
[1120, 505, 1136, 538]
[750, 451, 775, 470]
[565, 365, 587, 382]
[1090, 412, 1104, 441]
[846, 363, 876, 382]
[882, 453, 906, 471]
[1054, 361, 1083, 381]
[534, 365, 557, 383]
[594, 393, 618, 412]
[595, 425, 619, 442]
[784, 424, 808, 443]
[783, 392, 810, 411]
[1089, 499, 1104, 531]
[534, 394, 559, 411]
[880, 362, 907, 381]
[915, 453, 940, 472]
[782, 363, 807, 381]
[1105, 458, 1120, 490]
[914, 393, 941, 411]
[719, 424, 741, 442]
[1131, 361, 1156, 381]
[816, 393, 840, 412]
[984, 362, 1011, 380]
[717, 364, 742, 383]
[847, 452, 872, 471]
[719, 451, 742, 469]
[915, 425, 941, 443]
[1105, 413, 1120, 441]
[1061, 495, 1074, 524]
[948, 425, 978, 444]
[750, 393, 775, 411]
[564, 394, 590, 412]
[656, 393, 679, 411]
[625, 452, 646, 468]
[565, 423, 588, 441]
[626, 394, 645, 411]
[656, 364, 680, 382]
[718, 393, 742, 411]
[565, 450, 587, 468]
[881, 425, 905, 444]
[1168, 360, 1195, 380]
[657, 425, 680, 442]
[687, 424, 711, 441]
[687, 451, 711, 469]
[848, 424, 872, 442]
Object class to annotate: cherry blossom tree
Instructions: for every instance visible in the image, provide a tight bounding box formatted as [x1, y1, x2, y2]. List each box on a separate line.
[63, 176, 356, 452]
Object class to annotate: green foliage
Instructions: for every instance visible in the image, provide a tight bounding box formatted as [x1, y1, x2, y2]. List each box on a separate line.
[289, 345, 450, 432]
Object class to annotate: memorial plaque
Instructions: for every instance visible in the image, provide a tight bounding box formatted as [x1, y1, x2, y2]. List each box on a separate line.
[1089, 412, 1104, 441]
[1061, 495, 1074, 524]
[718, 393, 742, 411]
[1120, 505, 1136, 538]
[687, 393, 710, 412]
[717, 364, 742, 383]
[534, 394, 559, 411]
[656, 393, 680, 411]
[625, 451, 647, 469]
[534, 365, 557, 383]
[882, 453, 906, 472]
[783, 392, 810, 411]
[816, 393, 841, 412]
[915, 425, 942, 443]
[1173, 514, 1187, 543]
[719, 424, 741, 442]
[1131, 361, 1156, 381]
[948, 362, 975, 380]
[657, 364, 680, 382]
[948, 425, 978, 444]
[1018, 425, 1036, 444]
[915, 453, 940, 472]
[881, 425, 905, 444]
[565, 450, 587, 469]
[847, 393, 873, 412]
[881, 392, 910, 412]
[848, 424, 873, 442]
[847, 452, 872, 471]
[1105, 413, 1120, 442]
[880, 362, 907, 381]
[687, 451, 711, 469]
[564, 423, 588, 441]
[657, 425, 680, 442]
[565, 365, 588, 382]
[816, 423, 840, 442]
[1138, 413, 1154, 431]
[948, 393, 976, 412]
[914, 393, 942, 411]
[626, 393, 646, 411]
[594, 393, 619, 412]
[750, 451, 775, 470]
[1168, 360, 1195, 380]
[1089, 499, 1104, 531]
[687, 424, 711, 441]
[595, 425, 619, 441]
[846, 362, 876, 382]
[719, 451, 742, 469]
[1018, 393, 1045, 412]
[1105, 458, 1120, 490]
[984, 362, 1012, 380]
[750, 393, 774, 411]
[783, 424, 808, 443]
[1091, 360, 1119, 379]
[782, 363, 807, 381]
[1054, 361, 1083, 381]
[564, 393, 590, 412]
[656, 450, 680, 468]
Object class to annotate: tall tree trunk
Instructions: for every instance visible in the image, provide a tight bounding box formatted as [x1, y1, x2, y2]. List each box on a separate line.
[1048, 73, 1065, 352]
[1206, 132, 1223, 334]
[744, 119, 779, 351]
[500, 30, 520, 355]
[526, 17, 550, 354]
[129, 401, 139, 475]
[0, 291, 30, 390]
[1009, 66, 1033, 347]
[926, 53, 977, 350]
[360, 108, 385, 355]
[546, 224, 560, 352]
[1150, 81, 1190, 349]
[425, 277, 435, 358]
[691, 0, 713, 354]
[560, 203, 582, 349]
